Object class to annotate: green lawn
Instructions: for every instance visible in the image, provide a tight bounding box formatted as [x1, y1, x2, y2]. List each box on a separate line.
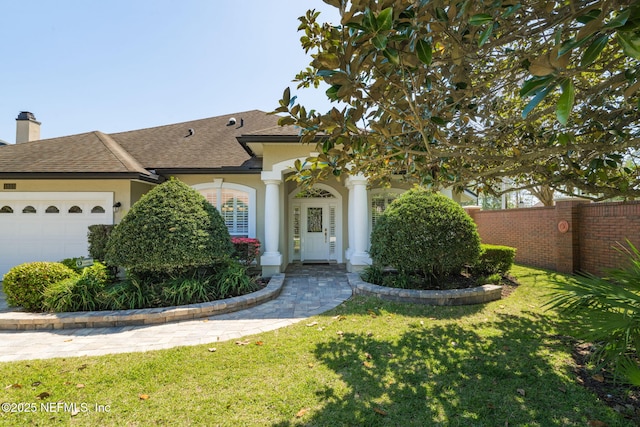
[0, 266, 633, 426]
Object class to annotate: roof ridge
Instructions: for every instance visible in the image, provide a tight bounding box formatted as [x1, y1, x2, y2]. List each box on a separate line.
[108, 109, 267, 136]
[93, 131, 150, 175]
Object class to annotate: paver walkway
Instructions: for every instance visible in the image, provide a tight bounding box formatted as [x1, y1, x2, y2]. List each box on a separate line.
[0, 264, 352, 362]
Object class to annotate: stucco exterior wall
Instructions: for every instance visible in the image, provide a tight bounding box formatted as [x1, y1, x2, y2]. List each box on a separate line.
[262, 144, 317, 171]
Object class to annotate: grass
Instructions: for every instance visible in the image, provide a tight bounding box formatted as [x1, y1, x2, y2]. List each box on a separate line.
[0, 265, 634, 426]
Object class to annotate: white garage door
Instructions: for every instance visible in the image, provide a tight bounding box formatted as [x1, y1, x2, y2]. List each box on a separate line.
[0, 192, 113, 279]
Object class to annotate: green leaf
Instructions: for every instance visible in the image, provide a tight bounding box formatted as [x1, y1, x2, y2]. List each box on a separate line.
[372, 34, 388, 49]
[435, 7, 448, 22]
[278, 116, 296, 126]
[522, 82, 555, 118]
[558, 35, 594, 56]
[326, 85, 341, 101]
[502, 3, 522, 18]
[557, 133, 571, 146]
[617, 31, 640, 60]
[557, 79, 575, 125]
[416, 39, 432, 65]
[581, 34, 609, 66]
[430, 117, 446, 126]
[520, 75, 554, 97]
[383, 47, 400, 64]
[605, 159, 618, 168]
[469, 14, 492, 26]
[377, 7, 393, 31]
[576, 9, 601, 24]
[604, 9, 630, 28]
[478, 25, 493, 47]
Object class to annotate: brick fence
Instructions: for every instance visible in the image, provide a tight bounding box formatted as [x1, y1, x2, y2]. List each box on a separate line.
[464, 199, 640, 276]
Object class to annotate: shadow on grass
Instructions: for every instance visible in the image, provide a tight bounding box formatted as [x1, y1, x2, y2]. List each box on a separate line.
[275, 305, 627, 426]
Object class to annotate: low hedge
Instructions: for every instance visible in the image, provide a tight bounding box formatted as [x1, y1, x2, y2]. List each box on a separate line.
[2, 262, 77, 311]
[475, 244, 516, 275]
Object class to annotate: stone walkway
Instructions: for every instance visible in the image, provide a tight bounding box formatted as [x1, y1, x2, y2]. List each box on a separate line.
[0, 264, 352, 362]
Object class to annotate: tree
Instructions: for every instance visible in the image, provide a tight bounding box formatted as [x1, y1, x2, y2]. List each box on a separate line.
[275, 0, 640, 200]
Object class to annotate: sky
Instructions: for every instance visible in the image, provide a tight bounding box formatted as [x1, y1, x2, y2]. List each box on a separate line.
[0, 0, 340, 143]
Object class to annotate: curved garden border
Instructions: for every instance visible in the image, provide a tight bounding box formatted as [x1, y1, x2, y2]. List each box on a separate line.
[0, 274, 284, 331]
[347, 273, 502, 305]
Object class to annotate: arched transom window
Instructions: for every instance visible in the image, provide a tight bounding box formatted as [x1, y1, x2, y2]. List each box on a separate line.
[195, 182, 256, 238]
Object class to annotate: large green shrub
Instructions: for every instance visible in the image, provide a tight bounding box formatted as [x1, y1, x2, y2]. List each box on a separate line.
[474, 244, 516, 275]
[369, 188, 481, 281]
[105, 178, 233, 276]
[43, 262, 110, 312]
[2, 262, 77, 311]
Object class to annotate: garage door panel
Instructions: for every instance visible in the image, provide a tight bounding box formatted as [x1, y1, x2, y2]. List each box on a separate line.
[0, 192, 113, 278]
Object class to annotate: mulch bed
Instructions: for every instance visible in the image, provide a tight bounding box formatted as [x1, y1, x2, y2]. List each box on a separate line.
[568, 341, 640, 423]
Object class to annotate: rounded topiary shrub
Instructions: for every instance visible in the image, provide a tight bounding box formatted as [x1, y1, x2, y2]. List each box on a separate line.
[369, 188, 481, 281]
[2, 262, 77, 311]
[105, 178, 233, 275]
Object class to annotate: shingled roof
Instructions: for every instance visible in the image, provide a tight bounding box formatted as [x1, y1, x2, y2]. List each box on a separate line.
[0, 110, 293, 179]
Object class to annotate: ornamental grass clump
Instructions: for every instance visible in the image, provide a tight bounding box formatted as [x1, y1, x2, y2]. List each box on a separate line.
[369, 188, 481, 286]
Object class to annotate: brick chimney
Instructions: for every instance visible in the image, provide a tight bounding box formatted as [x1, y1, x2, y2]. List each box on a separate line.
[16, 111, 41, 143]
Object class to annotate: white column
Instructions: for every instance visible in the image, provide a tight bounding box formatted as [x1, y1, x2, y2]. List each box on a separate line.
[345, 181, 355, 261]
[261, 174, 283, 276]
[346, 174, 371, 271]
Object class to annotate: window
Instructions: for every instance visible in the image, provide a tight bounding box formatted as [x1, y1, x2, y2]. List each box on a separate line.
[0, 205, 13, 213]
[295, 188, 335, 198]
[91, 206, 106, 213]
[45, 205, 60, 214]
[370, 190, 404, 229]
[220, 190, 249, 236]
[195, 182, 256, 237]
[22, 205, 36, 214]
[68, 206, 83, 213]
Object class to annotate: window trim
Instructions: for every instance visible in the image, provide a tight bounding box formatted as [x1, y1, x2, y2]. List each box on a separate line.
[193, 181, 256, 238]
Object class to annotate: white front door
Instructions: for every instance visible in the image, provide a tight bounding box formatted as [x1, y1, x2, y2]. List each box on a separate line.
[302, 205, 329, 261]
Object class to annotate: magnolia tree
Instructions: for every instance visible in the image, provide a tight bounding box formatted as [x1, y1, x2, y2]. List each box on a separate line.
[275, 0, 640, 200]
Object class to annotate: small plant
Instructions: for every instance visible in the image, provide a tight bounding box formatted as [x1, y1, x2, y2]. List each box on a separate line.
[475, 244, 516, 275]
[478, 273, 502, 285]
[361, 265, 385, 285]
[213, 259, 258, 299]
[231, 237, 261, 266]
[43, 262, 110, 312]
[102, 278, 156, 310]
[160, 275, 214, 306]
[2, 262, 77, 311]
[546, 240, 640, 386]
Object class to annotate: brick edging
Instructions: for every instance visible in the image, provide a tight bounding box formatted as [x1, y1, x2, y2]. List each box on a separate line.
[347, 273, 502, 305]
[0, 274, 285, 330]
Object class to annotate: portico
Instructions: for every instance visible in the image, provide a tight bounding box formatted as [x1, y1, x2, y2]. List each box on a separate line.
[259, 157, 372, 277]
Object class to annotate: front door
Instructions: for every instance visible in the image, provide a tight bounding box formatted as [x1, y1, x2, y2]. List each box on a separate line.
[302, 205, 329, 261]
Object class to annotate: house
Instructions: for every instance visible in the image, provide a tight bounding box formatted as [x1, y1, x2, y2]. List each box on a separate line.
[0, 110, 474, 278]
